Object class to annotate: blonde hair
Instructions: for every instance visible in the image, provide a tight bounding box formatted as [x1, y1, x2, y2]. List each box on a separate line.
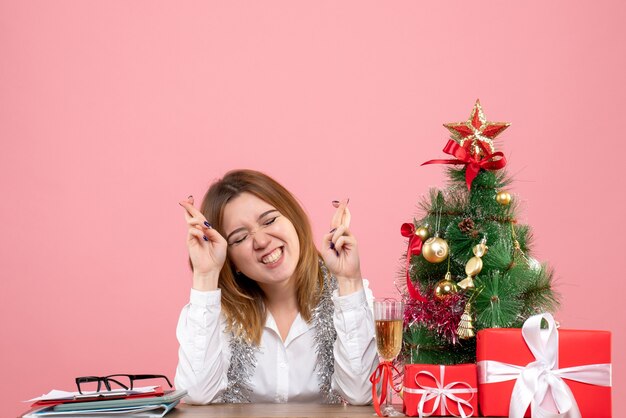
[199, 169, 323, 344]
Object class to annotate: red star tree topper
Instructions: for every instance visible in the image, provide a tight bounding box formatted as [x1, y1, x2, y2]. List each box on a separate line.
[444, 99, 510, 157]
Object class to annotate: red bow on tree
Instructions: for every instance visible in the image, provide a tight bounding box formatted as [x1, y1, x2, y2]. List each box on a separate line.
[422, 139, 507, 190]
[401, 223, 426, 302]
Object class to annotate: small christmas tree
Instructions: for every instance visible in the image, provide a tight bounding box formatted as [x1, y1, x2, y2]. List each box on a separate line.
[401, 100, 559, 365]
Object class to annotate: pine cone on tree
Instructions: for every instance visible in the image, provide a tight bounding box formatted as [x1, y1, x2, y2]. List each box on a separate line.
[458, 218, 478, 238]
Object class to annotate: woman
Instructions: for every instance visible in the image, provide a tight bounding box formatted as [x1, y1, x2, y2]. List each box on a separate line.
[175, 169, 377, 405]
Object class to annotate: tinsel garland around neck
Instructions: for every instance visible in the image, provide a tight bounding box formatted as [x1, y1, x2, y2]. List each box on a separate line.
[221, 258, 343, 404]
[221, 327, 257, 403]
[315, 261, 343, 404]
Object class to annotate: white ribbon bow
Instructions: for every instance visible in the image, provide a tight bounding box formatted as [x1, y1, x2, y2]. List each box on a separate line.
[404, 364, 477, 418]
[477, 313, 611, 418]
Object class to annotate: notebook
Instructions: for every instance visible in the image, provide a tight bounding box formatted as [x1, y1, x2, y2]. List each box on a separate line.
[52, 389, 187, 412]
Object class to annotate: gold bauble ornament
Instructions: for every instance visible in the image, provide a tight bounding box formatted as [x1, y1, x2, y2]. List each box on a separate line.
[496, 191, 512, 205]
[435, 272, 457, 299]
[415, 225, 430, 241]
[422, 236, 449, 263]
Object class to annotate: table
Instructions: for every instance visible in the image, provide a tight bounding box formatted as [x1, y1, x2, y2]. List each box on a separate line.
[167, 403, 499, 417]
[20, 403, 382, 418]
[22, 402, 497, 417]
[168, 403, 390, 417]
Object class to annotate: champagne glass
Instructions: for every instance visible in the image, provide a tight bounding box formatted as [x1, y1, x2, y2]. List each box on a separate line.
[373, 299, 404, 417]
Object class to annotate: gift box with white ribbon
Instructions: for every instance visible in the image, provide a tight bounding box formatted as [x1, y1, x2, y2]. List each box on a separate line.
[476, 313, 612, 418]
[403, 363, 478, 417]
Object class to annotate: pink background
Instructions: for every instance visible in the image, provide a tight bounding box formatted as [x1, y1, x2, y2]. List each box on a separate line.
[1, 1, 624, 416]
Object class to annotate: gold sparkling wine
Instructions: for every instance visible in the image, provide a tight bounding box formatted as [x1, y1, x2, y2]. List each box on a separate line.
[375, 319, 403, 361]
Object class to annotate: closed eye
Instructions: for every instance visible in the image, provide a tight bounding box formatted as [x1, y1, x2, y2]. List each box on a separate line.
[229, 235, 248, 246]
[227, 213, 280, 246]
[263, 216, 279, 226]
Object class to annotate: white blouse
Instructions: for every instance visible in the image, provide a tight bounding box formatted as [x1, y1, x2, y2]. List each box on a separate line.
[175, 282, 378, 405]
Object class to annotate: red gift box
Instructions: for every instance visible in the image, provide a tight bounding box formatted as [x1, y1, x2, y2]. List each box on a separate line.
[476, 313, 612, 418]
[403, 364, 478, 417]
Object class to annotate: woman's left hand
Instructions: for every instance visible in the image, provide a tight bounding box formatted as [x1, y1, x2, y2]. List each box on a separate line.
[321, 199, 363, 296]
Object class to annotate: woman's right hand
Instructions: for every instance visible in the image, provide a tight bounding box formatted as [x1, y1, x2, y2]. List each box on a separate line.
[179, 196, 227, 291]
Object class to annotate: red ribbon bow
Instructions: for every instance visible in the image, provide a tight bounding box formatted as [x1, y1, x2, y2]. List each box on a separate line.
[401, 223, 426, 302]
[422, 139, 507, 189]
[370, 361, 402, 417]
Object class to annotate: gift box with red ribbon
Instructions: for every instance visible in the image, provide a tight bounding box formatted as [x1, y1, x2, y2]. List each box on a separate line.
[476, 313, 612, 418]
[403, 363, 478, 417]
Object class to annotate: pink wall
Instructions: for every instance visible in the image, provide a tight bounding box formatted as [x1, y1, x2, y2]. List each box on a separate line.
[1, 1, 624, 416]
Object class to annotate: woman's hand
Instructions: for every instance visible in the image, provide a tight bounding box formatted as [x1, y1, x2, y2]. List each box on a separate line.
[321, 199, 363, 296]
[179, 196, 227, 291]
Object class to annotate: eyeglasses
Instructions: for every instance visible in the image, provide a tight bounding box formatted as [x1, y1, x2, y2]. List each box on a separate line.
[75, 374, 173, 394]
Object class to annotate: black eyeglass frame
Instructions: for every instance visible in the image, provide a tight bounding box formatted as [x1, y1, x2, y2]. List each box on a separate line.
[75, 374, 173, 394]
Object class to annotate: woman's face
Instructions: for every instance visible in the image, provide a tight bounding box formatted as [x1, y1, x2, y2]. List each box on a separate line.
[222, 192, 300, 287]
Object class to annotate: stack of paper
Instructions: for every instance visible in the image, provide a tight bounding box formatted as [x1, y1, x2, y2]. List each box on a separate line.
[23, 387, 187, 418]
